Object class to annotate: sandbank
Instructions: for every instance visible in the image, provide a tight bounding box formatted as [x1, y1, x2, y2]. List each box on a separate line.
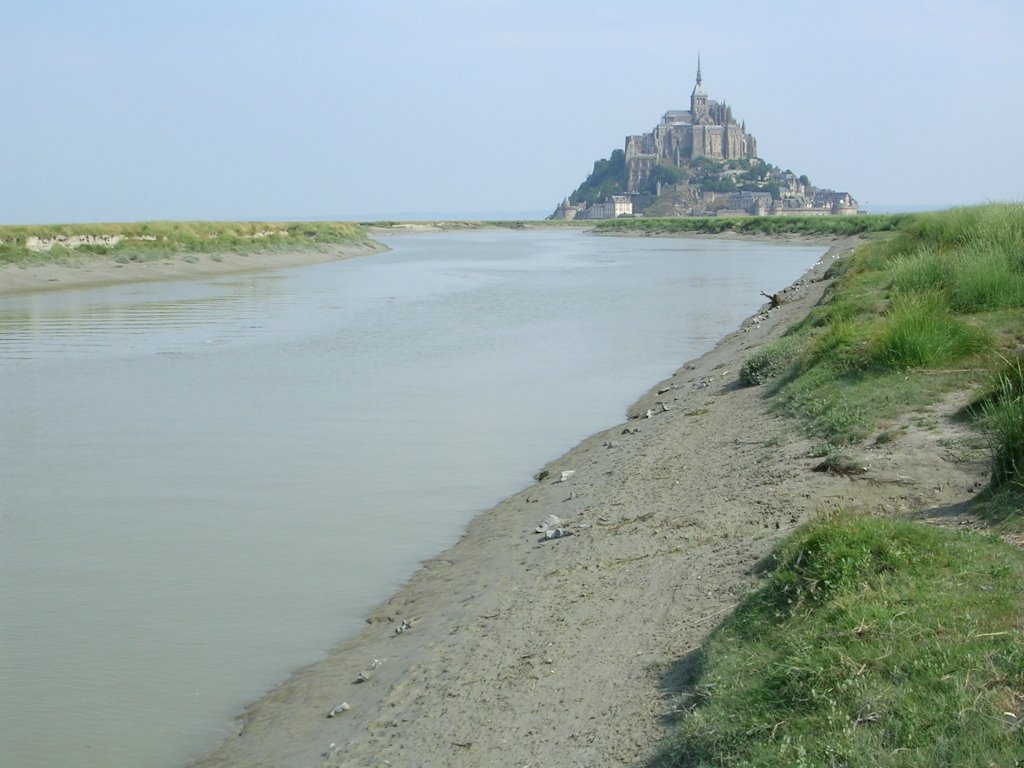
[185, 234, 989, 767]
[0, 241, 388, 299]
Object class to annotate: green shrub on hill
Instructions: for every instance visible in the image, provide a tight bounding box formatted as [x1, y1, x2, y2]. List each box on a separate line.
[569, 149, 627, 206]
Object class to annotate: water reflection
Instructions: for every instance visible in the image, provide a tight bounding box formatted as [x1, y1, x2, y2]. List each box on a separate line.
[0, 278, 285, 359]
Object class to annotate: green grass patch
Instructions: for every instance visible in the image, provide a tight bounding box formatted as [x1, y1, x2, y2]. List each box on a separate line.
[888, 247, 947, 295]
[867, 291, 991, 370]
[654, 514, 1024, 767]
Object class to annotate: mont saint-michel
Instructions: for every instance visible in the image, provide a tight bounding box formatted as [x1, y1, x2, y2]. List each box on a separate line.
[550, 58, 858, 220]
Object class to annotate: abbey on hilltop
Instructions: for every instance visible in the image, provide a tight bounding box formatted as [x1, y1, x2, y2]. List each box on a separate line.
[624, 55, 757, 193]
[550, 58, 857, 220]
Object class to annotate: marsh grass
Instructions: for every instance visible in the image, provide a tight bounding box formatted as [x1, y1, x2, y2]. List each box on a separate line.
[890, 241, 1024, 313]
[868, 291, 991, 369]
[0, 220, 372, 266]
[948, 239, 1024, 312]
[888, 247, 946, 294]
[654, 514, 1024, 767]
[741, 204, 1024, 460]
[975, 357, 1024, 490]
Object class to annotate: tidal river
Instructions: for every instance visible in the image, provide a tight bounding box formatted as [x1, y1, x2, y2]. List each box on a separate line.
[0, 229, 825, 767]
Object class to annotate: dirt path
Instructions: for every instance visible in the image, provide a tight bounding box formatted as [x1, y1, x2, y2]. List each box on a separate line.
[188, 236, 989, 767]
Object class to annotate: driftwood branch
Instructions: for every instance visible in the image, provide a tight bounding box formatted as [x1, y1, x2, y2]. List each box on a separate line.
[760, 291, 782, 309]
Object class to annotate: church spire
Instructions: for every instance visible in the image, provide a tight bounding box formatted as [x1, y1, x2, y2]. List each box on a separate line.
[691, 53, 708, 117]
[691, 54, 707, 97]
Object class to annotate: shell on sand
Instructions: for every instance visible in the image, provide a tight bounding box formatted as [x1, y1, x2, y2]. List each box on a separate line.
[535, 514, 562, 533]
[541, 528, 573, 541]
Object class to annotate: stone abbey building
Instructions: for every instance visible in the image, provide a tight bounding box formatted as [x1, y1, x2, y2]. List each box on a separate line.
[624, 58, 757, 193]
[549, 57, 857, 220]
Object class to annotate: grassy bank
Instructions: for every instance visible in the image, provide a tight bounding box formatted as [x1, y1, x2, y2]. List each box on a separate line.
[740, 204, 1024, 517]
[0, 221, 373, 267]
[594, 213, 908, 238]
[659, 204, 1024, 766]
[654, 514, 1024, 767]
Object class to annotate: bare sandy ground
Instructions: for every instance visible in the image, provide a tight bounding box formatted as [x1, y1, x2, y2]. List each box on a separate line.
[0, 242, 387, 298]
[185, 236, 991, 767]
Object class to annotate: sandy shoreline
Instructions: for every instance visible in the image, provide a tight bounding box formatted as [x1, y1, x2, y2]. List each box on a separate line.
[0, 241, 388, 298]
[182, 235, 989, 767]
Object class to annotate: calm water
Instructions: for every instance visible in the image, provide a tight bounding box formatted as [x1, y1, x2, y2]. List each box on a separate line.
[0, 230, 825, 767]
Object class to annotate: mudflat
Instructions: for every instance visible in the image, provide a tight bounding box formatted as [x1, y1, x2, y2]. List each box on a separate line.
[0, 242, 387, 298]
[185, 235, 988, 767]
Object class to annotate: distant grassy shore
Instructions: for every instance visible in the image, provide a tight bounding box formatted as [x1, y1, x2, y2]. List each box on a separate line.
[0, 220, 375, 267]
[595, 212, 909, 238]
[0, 220, 396, 296]
[654, 203, 1024, 766]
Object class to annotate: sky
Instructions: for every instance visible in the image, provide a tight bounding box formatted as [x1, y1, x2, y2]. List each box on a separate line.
[2, 0, 1022, 224]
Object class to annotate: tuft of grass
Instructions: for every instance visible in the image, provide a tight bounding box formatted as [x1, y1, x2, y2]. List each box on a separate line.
[800, 318, 865, 373]
[888, 246, 947, 295]
[654, 514, 1024, 767]
[810, 453, 867, 476]
[947, 238, 1024, 312]
[873, 429, 897, 446]
[739, 336, 803, 386]
[977, 357, 1024, 489]
[974, 486, 1024, 529]
[867, 291, 992, 370]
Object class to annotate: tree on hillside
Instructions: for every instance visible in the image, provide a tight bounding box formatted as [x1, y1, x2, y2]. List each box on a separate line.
[644, 164, 688, 193]
[704, 176, 736, 194]
[569, 149, 626, 205]
[690, 156, 725, 175]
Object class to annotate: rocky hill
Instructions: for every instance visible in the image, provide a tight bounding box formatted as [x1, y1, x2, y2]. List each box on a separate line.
[550, 59, 857, 220]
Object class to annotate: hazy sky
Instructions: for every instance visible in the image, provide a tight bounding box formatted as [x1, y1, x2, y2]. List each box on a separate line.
[2, 0, 1021, 223]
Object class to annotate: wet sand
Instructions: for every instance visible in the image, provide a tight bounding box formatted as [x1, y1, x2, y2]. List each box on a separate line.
[0, 242, 387, 298]
[182, 235, 989, 767]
